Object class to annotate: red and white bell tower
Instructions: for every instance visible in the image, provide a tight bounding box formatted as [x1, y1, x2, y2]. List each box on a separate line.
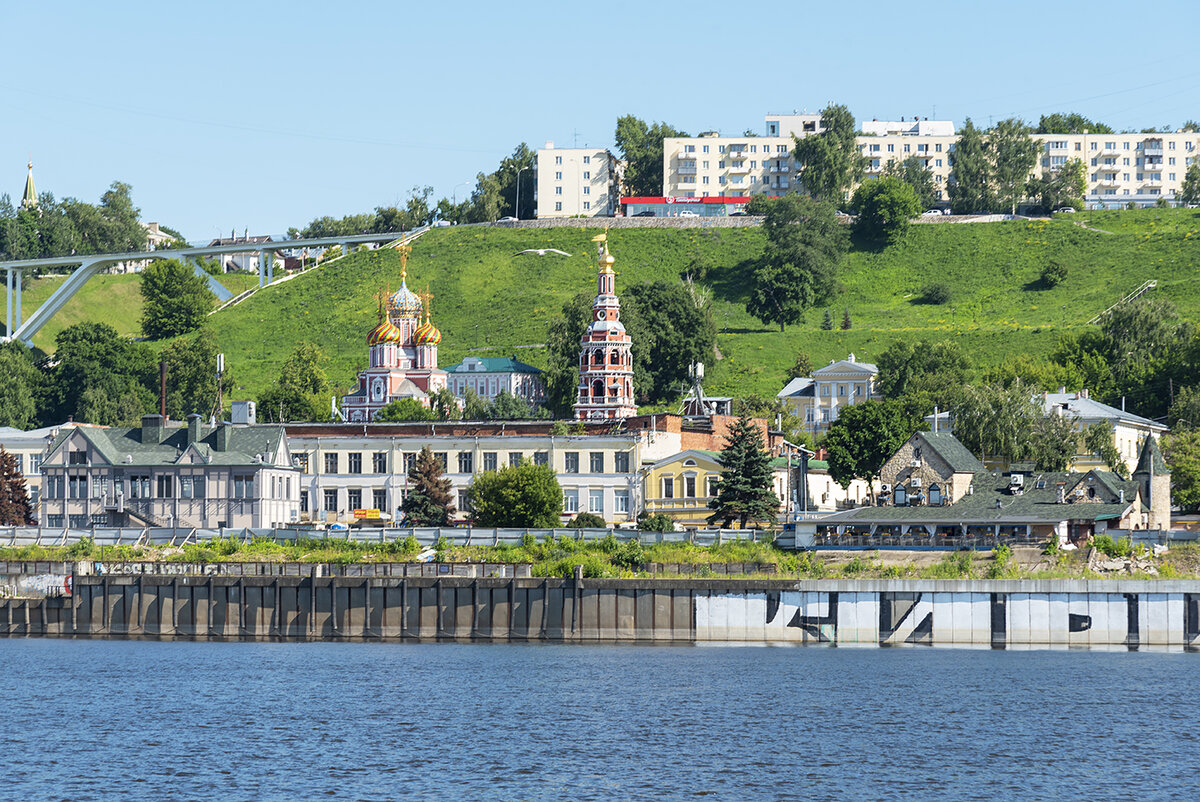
[574, 233, 637, 420]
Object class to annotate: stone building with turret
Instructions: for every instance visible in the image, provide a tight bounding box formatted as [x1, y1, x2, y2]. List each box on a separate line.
[1132, 436, 1171, 531]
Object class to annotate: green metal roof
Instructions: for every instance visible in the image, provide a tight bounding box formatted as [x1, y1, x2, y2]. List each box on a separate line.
[444, 357, 542, 375]
[47, 422, 289, 468]
[916, 432, 985, 473]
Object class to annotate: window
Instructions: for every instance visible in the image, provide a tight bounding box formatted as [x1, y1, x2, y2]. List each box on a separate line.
[702, 176, 709, 185]
[458, 490, 470, 512]
[324, 453, 339, 474]
[180, 476, 194, 499]
[46, 515, 64, 528]
[433, 453, 448, 471]
[583, 155, 590, 163]
[583, 171, 590, 179]
[718, 145, 725, 153]
[233, 474, 254, 499]
[347, 453, 362, 474]
[706, 476, 719, 497]
[372, 489, 386, 510]
[588, 489, 603, 514]
[615, 490, 629, 514]
[555, 186, 562, 195]
[534, 451, 549, 466]
[347, 489, 362, 510]
[702, 145, 710, 153]
[28, 454, 41, 475]
[68, 475, 88, 499]
[662, 477, 674, 499]
[583, 187, 590, 195]
[929, 484, 942, 505]
[69, 451, 87, 465]
[565, 452, 579, 473]
[589, 452, 604, 473]
[838, 385, 846, 397]
[324, 489, 338, 512]
[372, 452, 387, 473]
[68, 514, 88, 528]
[614, 452, 630, 473]
[458, 452, 474, 473]
[483, 452, 497, 472]
[554, 155, 562, 165]
[820, 385, 830, 397]
[555, 171, 562, 180]
[684, 476, 696, 498]
[555, 202, 562, 211]
[128, 475, 150, 499]
[718, 177, 726, 185]
[300, 491, 309, 513]
[509, 452, 522, 467]
[718, 160, 725, 169]
[403, 453, 417, 474]
[563, 489, 579, 513]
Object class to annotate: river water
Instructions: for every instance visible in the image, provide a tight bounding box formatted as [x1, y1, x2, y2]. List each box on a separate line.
[1, 640, 1197, 800]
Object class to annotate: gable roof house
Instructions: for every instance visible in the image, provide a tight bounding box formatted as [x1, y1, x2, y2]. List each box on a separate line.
[777, 354, 881, 434]
[808, 434, 1171, 546]
[40, 414, 298, 530]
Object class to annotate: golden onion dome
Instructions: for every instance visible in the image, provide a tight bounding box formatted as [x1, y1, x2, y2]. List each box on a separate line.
[413, 319, 442, 345]
[367, 318, 403, 345]
[387, 280, 422, 318]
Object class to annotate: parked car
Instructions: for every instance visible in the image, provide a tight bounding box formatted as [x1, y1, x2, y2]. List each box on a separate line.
[496, 216, 518, 223]
[678, 211, 699, 218]
[729, 211, 748, 217]
[835, 210, 852, 218]
[433, 220, 452, 227]
[1055, 207, 1076, 214]
[921, 209, 943, 217]
[633, 210, 656, 217]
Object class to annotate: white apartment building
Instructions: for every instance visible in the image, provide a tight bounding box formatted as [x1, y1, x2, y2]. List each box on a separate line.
[1033, 131, 1200, 208]
[535, 144, 620, 218]
[285, 422, 641, 526]
[663, 114, 956, 201]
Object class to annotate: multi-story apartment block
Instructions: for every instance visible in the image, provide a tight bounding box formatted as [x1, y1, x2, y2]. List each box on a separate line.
[662, 114, 956, 202]
[535, 143, 620, 218]
[39, 415, 299, 529]
[285, 422, 642, 526]
[1032, 131, 1200, 208]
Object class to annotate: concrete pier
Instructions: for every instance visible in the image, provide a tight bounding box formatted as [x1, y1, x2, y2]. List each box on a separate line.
[5, 575, 1200, 648]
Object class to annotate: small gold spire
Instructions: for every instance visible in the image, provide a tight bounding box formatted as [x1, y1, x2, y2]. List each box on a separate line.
[394, 241, 411, 282]
[417, 284, 434, 323]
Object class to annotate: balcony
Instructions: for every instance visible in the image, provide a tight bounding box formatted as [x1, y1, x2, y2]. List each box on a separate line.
[1143, 176, 1164, 187]
[1142, 160, 1164, 171]
[676, 165, 697, 175]
[775, 180, 789, 190]
[677, 152, 698, 161]
[1099, 148, 1120, 157]
[770, 162, 790, 173]
[727, 162, 751, 174]
[1143, 142, 1164, 157]
[1096, 179, 1120, 188]
[865, 163, 883, 173]
[1099, 163, 1120, 173]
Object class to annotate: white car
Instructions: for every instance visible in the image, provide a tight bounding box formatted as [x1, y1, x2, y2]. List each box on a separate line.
[921, 209, 943, 217]
[678, 211, 699, 218]
[433, 220, 451, 227]
[496, 216, 518, 223]
[1055, 207, 1076, 214]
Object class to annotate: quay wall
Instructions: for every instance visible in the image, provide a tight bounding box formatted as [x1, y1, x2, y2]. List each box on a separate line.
[4, 577, 1200, 648]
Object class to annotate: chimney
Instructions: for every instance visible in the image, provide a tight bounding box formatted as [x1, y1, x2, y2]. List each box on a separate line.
[141, 414, 164, 444]
[1058, 386, 1066, 394]
[1081, 389, 1089, 400]
[187, 413, 203, 444]
[215, 422, 231, 452]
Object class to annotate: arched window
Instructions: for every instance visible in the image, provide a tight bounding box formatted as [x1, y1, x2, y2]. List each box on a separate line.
[592, 379, 604, 398]
[894, 487, 907, 506]
[928, 483, 942, 506]
[592, 350, 604, 366]
[610, 351, 620, 365]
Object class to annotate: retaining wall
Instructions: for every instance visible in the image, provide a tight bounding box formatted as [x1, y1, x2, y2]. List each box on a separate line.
[5, 577, 1200, 648]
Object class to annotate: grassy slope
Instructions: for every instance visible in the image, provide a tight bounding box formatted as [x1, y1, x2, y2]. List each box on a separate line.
[18, 272, 263, 350]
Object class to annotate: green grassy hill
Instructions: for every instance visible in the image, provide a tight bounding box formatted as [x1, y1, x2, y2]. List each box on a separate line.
[22, 208, 1200, 405]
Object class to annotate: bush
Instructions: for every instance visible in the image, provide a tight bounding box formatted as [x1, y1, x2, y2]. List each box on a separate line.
[1093, 534, 1132, 558]
[1041, 261, 1068, 288]
[920, 283, 952, 304]
[638, 512, 676, 533]
[568, 512, 607, 529]
[611, 539, 646, 570]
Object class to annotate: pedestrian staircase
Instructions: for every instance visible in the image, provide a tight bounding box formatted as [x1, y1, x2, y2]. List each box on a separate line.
[1087, 279, 1157, 324]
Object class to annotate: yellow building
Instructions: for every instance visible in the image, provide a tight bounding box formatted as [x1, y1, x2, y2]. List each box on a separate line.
[642, 450, 724, 527]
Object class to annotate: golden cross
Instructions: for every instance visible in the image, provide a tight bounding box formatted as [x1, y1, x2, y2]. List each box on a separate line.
[417, 284, 434, 321]
[394, 241, 411, 278]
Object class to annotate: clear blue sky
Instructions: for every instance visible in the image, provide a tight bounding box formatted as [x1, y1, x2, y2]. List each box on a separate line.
[4, 0, 1198, 241]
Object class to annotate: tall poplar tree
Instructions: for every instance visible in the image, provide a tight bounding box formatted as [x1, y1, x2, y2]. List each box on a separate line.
[792, 103, 865, 203]
[991, 118, 1041, 214]
[948, 118, 992, 214]
[707, 413, 779, 528]
[401, 446, 455, 526]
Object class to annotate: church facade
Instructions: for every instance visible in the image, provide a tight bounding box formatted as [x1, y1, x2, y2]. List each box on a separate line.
[574, 234, 637, 421]
[341, 246, 448, 422]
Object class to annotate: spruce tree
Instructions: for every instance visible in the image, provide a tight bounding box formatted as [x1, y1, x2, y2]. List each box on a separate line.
[400, 446, 455, 526]
[841, 309, 852, 330]
[707, 413, 780, 528]
[0, 447, 34, 525]
[821, 309, 834, 330]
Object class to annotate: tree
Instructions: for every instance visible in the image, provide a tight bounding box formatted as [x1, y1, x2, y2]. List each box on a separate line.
[786, 351, 814, 380]
[744, 195, 847, 331]
[948, 119, 993, 214]
[1083, 422, 1128, 478]
[991, 118, 1040, 214]
[140, 259, 215, 340]
[851, 176, 921, 243]
[791, 103, 864, 203]
[258, 342, 332, 423]
[375, 398, 437, 422]
[876, 339, 971, 409]
[882, 156, 938, 209]
[1163, 431, 1200, 513]
[159, 329, 233, 419]
[1036, 113, 1113, 135]
[44, 322, 156, 425]
[615, 116, 688, 197]
[950, 381, 1075, 467]
[0, 447, 34, 525]
[1029, 158, 1086, 213]
[1170, 386, 1200, 431]
[1027, 413, 1078, 472]
[1041, 260, 1069, 288]
[0, 342, 40, 429]
[824, 401, 922, 501]
[841, 309, 852, 330]
[1181, 162, 1200, 205]
[488, 391, 539, 420]
[707, 413, 779, 528]
[468, 460, 562, 527]
[623, 281, 716, 403]
[429, 387, 461, 421]
[462, 387, 490, 421]
[821, 309, 834, 330]
[401, 446, 455, 526]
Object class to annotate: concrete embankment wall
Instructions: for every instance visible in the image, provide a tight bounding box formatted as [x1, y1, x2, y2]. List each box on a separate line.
[5, 577, 1200, 648]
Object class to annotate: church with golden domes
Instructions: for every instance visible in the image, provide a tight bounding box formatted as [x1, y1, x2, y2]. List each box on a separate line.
[340, 245, 448, 421]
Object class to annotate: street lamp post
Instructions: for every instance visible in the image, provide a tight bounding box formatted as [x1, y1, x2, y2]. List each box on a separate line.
[452, 181, 473, 207]
[515, 165, 531, 220]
